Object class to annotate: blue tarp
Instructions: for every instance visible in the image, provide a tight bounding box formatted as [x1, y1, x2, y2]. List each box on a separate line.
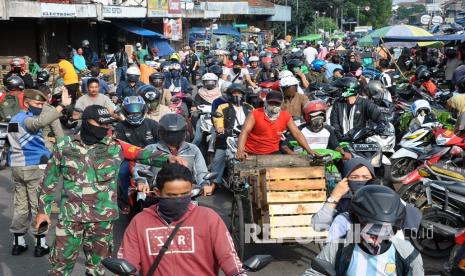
[114, 23, 164, 38]
[149, 38, 175, 57]
[382, 34, 465, 43]
[188, 25, 241, 45]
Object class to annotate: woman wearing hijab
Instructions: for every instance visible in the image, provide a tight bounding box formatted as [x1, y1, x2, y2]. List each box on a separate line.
[343, 52, 362, 74]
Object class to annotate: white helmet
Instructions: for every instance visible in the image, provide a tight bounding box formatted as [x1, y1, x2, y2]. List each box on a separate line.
[202, 73, 218, 81]
[411, 99, 431, 117]
[279, 70, 294, 80]
[249, 56, 259, 62]
[126, 66, 141, 76]
[279, 76, 300, 87]
[82, 40, 90, 47]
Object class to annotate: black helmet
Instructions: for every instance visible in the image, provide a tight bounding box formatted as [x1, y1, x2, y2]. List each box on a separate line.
[158, 114, 187, 147]
[149, 72, 165, 87]
[365, 80, 385, 100]
[210, 57, 222, 66]
[209, 65, 223, 77]
[445, 47, 457, 58]
[286, 59, 303, 72]
[457, 75, 465, 93]
[136, 85, 161, 102]
[122, 96, 147, 126]
[417, 69, 432, 82]
[226, 83, 246, 105]
[350, 185, 406, 230]
[5, 76, 25, 91]
[36, 70, 50, 84]
[415, 65, 428, 78]
[291, 50, 304, 60]
[332, 77, 360, 97]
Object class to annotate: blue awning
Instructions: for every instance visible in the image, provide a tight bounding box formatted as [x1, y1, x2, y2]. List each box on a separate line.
[149, 38, 175, 57]
[382, 34, 465, 43]
[189, 26, 241, 37]
[114, 23, 164, 38]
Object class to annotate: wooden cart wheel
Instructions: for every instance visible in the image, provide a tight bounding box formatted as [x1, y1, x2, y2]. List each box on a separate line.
[230, 194, 246, 260]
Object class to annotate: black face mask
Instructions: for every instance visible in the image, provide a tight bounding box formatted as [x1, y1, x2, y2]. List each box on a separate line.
[80, 121, 108, 145]
[231, 95, 242, 105]
[348, 180, 368, 193]
[233, 67, 241, 74]
[308, 116, 325, 132]
[158, 195, 191, 223]
[162, 130, 186, 148]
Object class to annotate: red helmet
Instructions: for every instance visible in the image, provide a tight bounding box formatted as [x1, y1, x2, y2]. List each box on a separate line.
[303, 100, 327, 124]
[266, 47, 279, 54]
[10, 57, 25, 69]
[262, 57, 273, 63]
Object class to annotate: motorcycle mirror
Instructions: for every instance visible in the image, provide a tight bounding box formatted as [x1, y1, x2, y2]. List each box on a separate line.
[203, 172, 218, 181]
[212, 112, 223, 118]
[102, 257, 136, 276]
[310, 258, 336, 276]
[191, 188, 201, 198]
[421, 220, 458, 238]
[242, 255, 273, 272]
[138, 170, 155, 179]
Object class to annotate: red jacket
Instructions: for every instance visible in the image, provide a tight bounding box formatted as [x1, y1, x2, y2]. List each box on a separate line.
[118, 203, 243, 276]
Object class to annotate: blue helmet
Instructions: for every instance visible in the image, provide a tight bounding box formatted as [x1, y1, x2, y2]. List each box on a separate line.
[311, 59, 327, 72]
[122, 96, 147, 125]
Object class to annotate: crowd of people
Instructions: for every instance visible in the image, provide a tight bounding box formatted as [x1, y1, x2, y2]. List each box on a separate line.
[3, 35, 465, 276]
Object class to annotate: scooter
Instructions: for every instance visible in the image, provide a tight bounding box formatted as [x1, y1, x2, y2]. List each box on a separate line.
[102, 254, 273, 276]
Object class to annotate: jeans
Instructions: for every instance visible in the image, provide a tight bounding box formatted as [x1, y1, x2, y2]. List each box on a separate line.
[116, 66, 128, 84]
[192, 120, 203, 146]
[211, 148, 226, 184]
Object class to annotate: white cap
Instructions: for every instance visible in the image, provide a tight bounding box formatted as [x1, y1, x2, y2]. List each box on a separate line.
[279, 70, 293, 79]
[279, 76, 300, 87]
[136, 42, 142, 47]
[249, 56, 259, 62]
[127, 66, 141, 76]
[328, 42, 335, 47]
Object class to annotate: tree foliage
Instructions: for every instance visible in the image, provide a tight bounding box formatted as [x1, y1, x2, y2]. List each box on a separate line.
[395, 5, 426, 20]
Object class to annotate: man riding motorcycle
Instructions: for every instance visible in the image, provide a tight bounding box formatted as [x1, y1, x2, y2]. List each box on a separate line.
[133, 114, 212, 196]
[3, 57, 34, 89]
[148, 72, 171, 106]
[280, 75, 308, 117]
[35, 70, 51, 97]
[286, 59, 310, 89]
[307, 59, 329, 84]
[116, 66, 144, 100]
[0, 76, 26, 122]
[137, 85, 171, 122]
[253, 57, 280, 83]
[195, 73, 221, 105]
[330, 77, 384, 141]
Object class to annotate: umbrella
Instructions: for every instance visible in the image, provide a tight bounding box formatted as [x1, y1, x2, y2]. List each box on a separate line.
[358, 25, 439, 48]
[295, 34, 321, 42]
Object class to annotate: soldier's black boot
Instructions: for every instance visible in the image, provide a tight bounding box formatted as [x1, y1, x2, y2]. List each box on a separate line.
[34, 235, 50, 257]
[12, 233, 28, 256]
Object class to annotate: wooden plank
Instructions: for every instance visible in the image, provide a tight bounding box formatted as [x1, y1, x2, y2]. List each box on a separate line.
[270, 215, 313, 227]
[256, 155, 313, 168]
[266, 191, 326, 203]
[265, 167, 325, 180]
[270, 226, 327, 239]
[269, 203, 324, 215]
[267, 179, 326, 191]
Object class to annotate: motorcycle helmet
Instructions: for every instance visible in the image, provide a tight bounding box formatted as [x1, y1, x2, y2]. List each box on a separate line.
[291, 50, 304, 60]
[365, 80, 385, 101]
[149, 72, 165, 87]
[158, 113, 187, 147]
[279, 70, 294, 80]
[303, 100, 327, 132]
[208, 65, 223, 79]
[249, 56, 260, 63]
[456, 75, 465, 93]
[445, 47, 457, 59]
[417, 69, 432, 82]
[279, 76, 300, 88]
[169, 53, 181, 63]
[170, 62, 182, 71]
[311, 60, 327, 72]
[226, 83, 246, 105]
[36, 70, 50, 84]
[136, 85, 161, 103]
[202, 73, 218, 90]
[82, 40, 90, 47]
[350, 185, 406, 233]
[411, 99, 431, 117]
[10, 57, 25, 70]
[333, 77, 360, 97]
[126, 66, 141, 82]
[122, 96, 147, 126]
[220, 81, 232, 99]
[287, 59, 303, 74]
[5, 76, 25, 91]
[414, 65, 428, 78]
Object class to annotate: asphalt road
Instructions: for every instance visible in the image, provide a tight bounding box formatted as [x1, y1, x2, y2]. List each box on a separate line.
[0, 168, 445, 276]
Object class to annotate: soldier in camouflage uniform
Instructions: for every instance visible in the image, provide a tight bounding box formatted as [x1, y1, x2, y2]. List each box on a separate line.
[35, 105, 186, 276]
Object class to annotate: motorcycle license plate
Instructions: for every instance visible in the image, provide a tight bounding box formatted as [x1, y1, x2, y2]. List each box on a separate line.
[353, 143, 379, 152]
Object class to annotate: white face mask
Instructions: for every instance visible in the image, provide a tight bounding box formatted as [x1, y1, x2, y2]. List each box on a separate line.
[264, 102, 281, 121]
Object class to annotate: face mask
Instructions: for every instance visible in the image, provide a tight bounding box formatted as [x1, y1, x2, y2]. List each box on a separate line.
[264, 102, 281, 121]
[171, 71, 180, 78]
[308, 116, 325, 132]
[204, 83, 216, 90]
[164, 72, 171, 79]
[29, 106, 43, 116]
[145, 61, 152, 65]
[233, 67, 241, 74]
[80, 120, 109, 145]
[162, 131, 186, 148]
[149, 101, 160, 110]
[158, 195, 191, 223]
[348, 180, 368, 193]
[231, 95, 242, 105]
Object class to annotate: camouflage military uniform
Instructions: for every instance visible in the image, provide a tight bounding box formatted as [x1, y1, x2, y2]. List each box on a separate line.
[38, 135, 168, 276]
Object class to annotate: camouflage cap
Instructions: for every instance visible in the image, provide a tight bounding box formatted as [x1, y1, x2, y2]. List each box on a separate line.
[82, 105, 115, 124]
[24, 89, 47, 102]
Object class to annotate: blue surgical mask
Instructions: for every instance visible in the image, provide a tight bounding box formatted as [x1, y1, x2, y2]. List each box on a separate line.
[29, 106, 43, 116]
[171, 71, 181, 78]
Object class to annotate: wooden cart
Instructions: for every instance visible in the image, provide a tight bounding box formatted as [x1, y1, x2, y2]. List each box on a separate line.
[228, 155, 328, 260]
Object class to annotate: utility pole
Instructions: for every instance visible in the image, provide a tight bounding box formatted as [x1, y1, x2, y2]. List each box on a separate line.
[357, 6, 360, 27]
[284, 0, 287, 37]
[340, 8, 343, 32]
[295, 0, 299, 38]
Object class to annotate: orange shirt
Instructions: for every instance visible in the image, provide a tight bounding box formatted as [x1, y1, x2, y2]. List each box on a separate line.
[245, 108, 291, 154]
[140, 64, 156, 84]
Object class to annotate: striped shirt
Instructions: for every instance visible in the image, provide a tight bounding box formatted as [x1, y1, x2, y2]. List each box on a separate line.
[346, 244, 397, 276]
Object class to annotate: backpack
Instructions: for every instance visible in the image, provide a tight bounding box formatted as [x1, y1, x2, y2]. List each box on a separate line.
[335, 242, 420, 276]
[0, 93, 21, 122]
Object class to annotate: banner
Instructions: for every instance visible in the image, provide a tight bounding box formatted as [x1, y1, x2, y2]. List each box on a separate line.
[163, 18, 182, 41]
[168, 0, 181, 15]
[148, 0, 168, 17]
[41, 3, 76, 17]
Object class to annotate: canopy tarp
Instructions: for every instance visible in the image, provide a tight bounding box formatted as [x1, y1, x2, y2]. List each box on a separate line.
[295, 34, 321, 42]
[359, 25, 439, 48]
[330, 34, 345, 40]
[382, 34, 465, 43]
[189, 26, 241, 37]
[149, 38, 175, 57]
[114, 23, 164, 38]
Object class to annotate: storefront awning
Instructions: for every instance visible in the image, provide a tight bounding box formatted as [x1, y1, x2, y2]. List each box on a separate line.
[114, 23, 164, 38]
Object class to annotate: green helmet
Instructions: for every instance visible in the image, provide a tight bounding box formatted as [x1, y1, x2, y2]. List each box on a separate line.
[333, 77, 360, 97]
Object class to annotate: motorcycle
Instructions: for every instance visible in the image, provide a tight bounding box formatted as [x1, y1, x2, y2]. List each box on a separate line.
[192, 104, 214, 162]
[0, 122, 8, 169]
[102, 254, 273, 276]
[444, 228, 465, 275]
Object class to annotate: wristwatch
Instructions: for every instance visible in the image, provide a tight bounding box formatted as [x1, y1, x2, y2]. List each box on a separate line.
[326, 196, 338, 204]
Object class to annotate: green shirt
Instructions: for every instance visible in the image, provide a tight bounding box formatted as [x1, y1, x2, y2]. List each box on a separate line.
[136, 49, 149, 65]
[38, 135, 168, 222]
